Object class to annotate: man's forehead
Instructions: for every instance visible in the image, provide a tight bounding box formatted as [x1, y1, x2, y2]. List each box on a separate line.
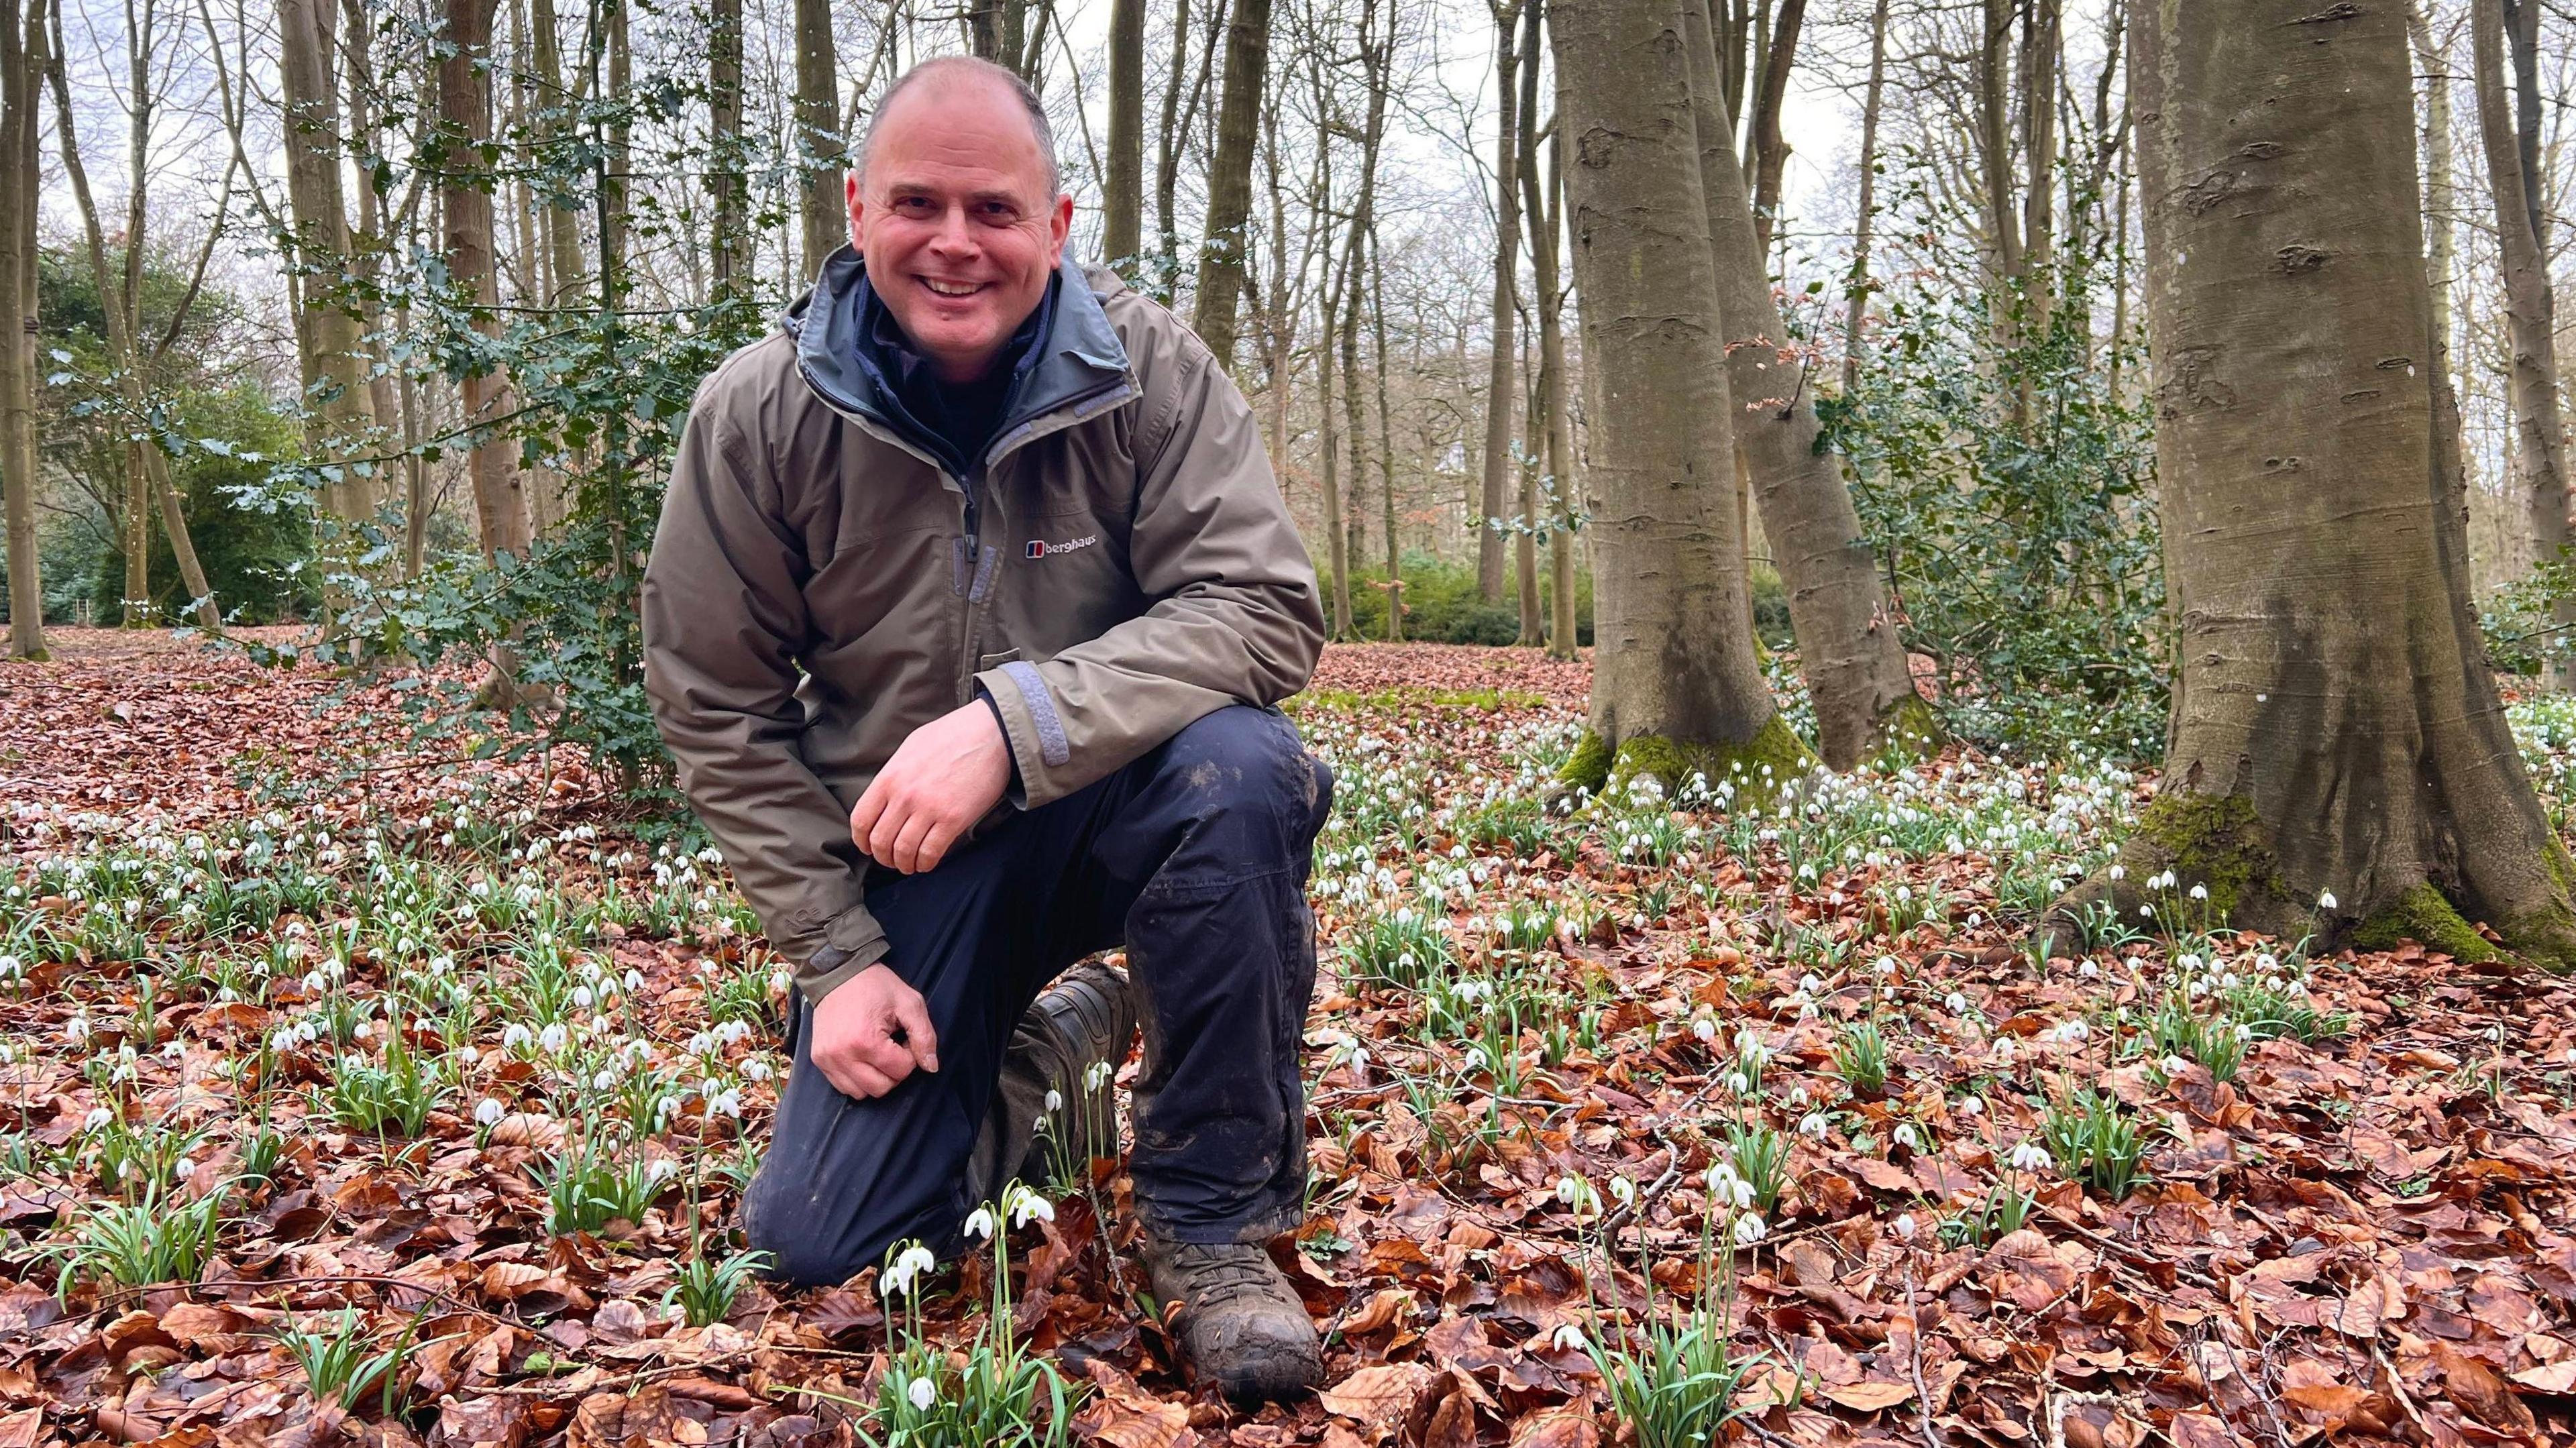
[868, 83, 1048, 189]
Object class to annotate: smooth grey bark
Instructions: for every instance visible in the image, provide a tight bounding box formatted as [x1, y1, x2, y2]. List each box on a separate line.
[1189, 0, 1269, 370]
[1474, 0, 1522, 604]
[2084, 0, 2576, 970]
[2471, 0, 2570, 691]
[274, 0, 381, 530]
[795, 0, 841, 278]
[1682, 0, 1922, 768]
[1552, 0, 1783, 781]
[1743, 0, 1798, 256]
[1104, 0, 1144, 271]
[1838, 0, 1888, 398]
[1, 0, 40, 657]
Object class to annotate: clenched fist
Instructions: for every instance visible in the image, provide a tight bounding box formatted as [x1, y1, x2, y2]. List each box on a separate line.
[811, 962, 940, 1099]
[849, 700, 1012, 874]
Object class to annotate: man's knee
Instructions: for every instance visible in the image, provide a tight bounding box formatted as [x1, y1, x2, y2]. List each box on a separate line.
[741, 1170, 872, 1288]
[1159, 706, 1333, 842]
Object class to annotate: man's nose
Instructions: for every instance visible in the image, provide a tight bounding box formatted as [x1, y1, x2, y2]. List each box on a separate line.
[928, 205, 979, 257]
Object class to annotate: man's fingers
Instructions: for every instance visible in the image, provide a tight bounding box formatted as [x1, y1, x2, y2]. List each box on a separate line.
[888, 810, 938, 874]
[914, 818, 962, 874]
[855, 1026, 918, 1084]
[849, 779, 890, 854]
[892, 987, 940, 1073]
[867, 796, 912, 869]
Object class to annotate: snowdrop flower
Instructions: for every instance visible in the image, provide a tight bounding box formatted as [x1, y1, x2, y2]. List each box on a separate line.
[1874, 956, 1899, 977]
[2008, 1141, 2053, 1172]
[1892, 1213, 1917, 1241]
[1693, 1017, 1719, 1044]
[741, 1058, 773, 1082]
[174, 1158, 197, 1180]
[2317, 891, 2337, 911]
[2106, 863, 2125, 882]
[353, 1020, 376, 1041]
[906, 1376, 936, 1412]
[476, 1097, 506, 1126]
[1005, 1183, 1056, 1227]
[64, 1015, 91, 1047]
[593, 1069, 617, 1091]
[1044, 1088, 1065, 1113]
[1731, 1213, 1768, 1246]
[882, 1244, 936, 1298]
[962, 1207, 996, 1241]
[1556, 1174, 1602, 1218]
[1956, 1096, 1984, 1119]
[83, 1106, 112, 1131]
[1551, 1324, 1589, 1353]
[2161, 1054, 2191, 1075]
[539, 1023, 569, 1052]
[1799, 1111, 1831, 1140]
[1944, 991, 1969, 1015]
[1892, 1123, 1924, 1154]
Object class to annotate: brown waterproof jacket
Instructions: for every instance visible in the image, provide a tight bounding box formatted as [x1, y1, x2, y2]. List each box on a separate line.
[642, 249, 1324, 1005]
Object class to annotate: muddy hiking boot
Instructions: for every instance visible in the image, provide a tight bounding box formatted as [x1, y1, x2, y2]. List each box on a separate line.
[1141, 1235, 1326, 1402]
[967, 960, 1136, 1204]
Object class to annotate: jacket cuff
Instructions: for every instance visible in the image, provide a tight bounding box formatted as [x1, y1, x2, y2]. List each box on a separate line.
[973, 686, 1024, 799]
[977, 660, 1076, 807]
[797, 909, 892, 1007]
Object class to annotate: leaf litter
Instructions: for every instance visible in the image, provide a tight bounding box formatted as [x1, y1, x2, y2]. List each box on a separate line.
[1, 631, 2573, 1447]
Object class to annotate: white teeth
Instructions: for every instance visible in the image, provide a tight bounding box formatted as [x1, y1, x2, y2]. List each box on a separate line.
[922, 279, 982, 296]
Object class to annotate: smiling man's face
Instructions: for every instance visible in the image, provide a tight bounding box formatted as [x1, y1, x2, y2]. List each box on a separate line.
[847, 74, 1073, 385]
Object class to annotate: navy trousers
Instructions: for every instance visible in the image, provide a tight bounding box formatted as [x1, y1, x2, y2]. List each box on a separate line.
[741, 704, 1334, 1287]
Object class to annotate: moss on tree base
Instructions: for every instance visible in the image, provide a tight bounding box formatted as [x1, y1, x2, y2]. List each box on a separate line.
[1869, 693, 1943, 767]
[2127, 793, 2279, 924]
[1557, 717, 1817, 803]
[2349, 883, 2500, 964]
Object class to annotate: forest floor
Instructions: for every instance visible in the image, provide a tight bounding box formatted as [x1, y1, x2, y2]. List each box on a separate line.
[3, 629, 2575, 1448]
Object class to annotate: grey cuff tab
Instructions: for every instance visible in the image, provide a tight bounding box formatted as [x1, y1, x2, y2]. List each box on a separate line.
[1000, 660, 1070, 767]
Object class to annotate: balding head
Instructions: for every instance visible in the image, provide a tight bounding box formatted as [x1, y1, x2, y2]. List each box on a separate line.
[858, 56, 1061, 198]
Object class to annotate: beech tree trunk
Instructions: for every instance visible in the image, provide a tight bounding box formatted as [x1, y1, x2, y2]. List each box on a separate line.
[1368, 221, 1402, 642]
[1475, 0, 1522, 604]
[2407, 1, 2454, 376]
[1838, 0, 1888, 398]
[1511, 0, 1542, 644]
[1527, 117, 1578, 661]
[1681, 0, 1923, 768]
[1188, 0, 1268, 370]
[795, 0, 841, 278]
[1551, 0, 1791, 793]
[274, 0, 381, 530]
[1104, 0, 1144, 271]
[1743, 0, 1798, 256]
[442, 0, 531, 574]
[2471, 0, 2570, 690]
[2074, 0, 2576, 970]
[0, 0, 40, 658]
[708, 0, 745, 298]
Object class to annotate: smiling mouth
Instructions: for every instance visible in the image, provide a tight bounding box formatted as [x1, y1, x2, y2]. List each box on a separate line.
[919, 278, 987, 298]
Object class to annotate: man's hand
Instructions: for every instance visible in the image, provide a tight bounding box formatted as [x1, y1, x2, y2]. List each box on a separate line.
[810, 963, 940, 1099]
[849, 700, 1012, 873]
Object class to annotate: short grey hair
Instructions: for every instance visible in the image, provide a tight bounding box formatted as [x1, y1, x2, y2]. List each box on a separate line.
[857, 56, 1061, 197]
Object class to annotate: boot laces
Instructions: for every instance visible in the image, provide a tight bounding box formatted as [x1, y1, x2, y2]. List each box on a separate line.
[1166, 1243, 1283, 1306]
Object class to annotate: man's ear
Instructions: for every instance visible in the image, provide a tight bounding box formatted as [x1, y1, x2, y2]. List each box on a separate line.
[1049, 191, 1073, 264]
[845, 170, 865, 253]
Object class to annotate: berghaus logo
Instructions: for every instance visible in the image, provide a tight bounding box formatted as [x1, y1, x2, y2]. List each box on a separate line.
[1025, 535, 1099, 559]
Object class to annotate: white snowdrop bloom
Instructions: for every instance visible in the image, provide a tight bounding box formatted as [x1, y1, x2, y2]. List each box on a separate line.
[1609, 1176, 1637, 1207]
[1732, 1213, 1768, 1246]
[1799, 973, 1824, 995]
[476, 1097, 507, 1126]
[83, 1106, 112, 1131]
[2161, 1054, 2191, 1075]
[2079, 960, 2101, 980]
[1944, 991, 1969, 1015]
[963, 1207, 996, 1241]
[906, 1376, 938, 1412]
[710, 1089, 743, 1118]
[625, 969, 645, 992]
[1008, 1189, 1056, 1227]
[353, 1020, 375, 1040]
[1874, 956, 1898, 977]
[1044, 1089, 1064, 1113]
[1892, 1123, 1924, 1153]
[1788, 1084, 1811, 1107]
[1957, 1096, 1985, 1119]
[1692, 1017, 1718, 1044]
[1892, 1213, 1917, 1241]
[2008, 1141, 2053, 1172]
[1551, 1324, 1589, 1353]
[300, 971, 327, 993]
[2188, 883, 2208, 901]
[1725, 1072, 1752, 1097]
[594, 1069, 617, 1091]
[64, 1015, 91, 1046]
[174, 1158, 197, 1180]
[2106, 863, 2125, 881]
[2318, 891, 2337, 910]
[572, 987, 595, 1009]
[741, 1059, 773, 1082]
[539, 1023, 570, 1052]
[883, 1245, 936, 1298]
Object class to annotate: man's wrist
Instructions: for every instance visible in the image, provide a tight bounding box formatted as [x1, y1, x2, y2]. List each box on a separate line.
[975, 687, 1022, 793]
[800, 940, 886, 1007]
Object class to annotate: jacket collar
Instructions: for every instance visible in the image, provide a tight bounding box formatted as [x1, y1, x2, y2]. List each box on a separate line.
[786, 247, 1134, 474]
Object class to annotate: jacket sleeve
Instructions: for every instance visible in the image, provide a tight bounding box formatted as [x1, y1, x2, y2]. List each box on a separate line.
[642, 365, 887, 1007]
[976, 337, 1325, 808]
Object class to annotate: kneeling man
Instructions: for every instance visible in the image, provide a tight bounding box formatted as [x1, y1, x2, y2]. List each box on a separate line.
[641, 55, 1332, 1401]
